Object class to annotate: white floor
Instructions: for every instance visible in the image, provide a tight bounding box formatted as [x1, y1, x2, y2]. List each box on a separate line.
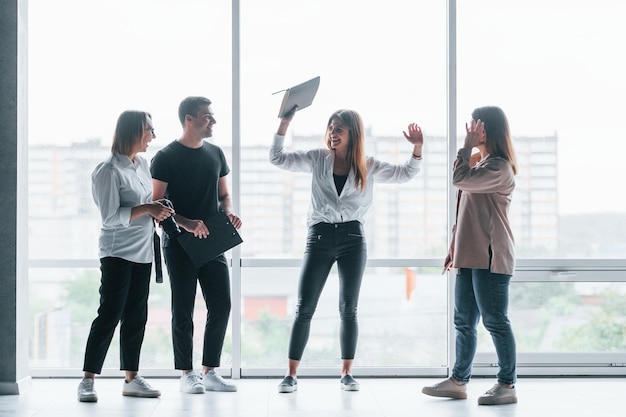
[0, 377, 623, 417]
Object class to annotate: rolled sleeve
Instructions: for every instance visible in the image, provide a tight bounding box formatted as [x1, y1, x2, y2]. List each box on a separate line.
[92, 162, 133, 228]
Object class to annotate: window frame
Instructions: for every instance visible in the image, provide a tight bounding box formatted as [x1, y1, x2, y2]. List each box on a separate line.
[26, 0, 626, 378]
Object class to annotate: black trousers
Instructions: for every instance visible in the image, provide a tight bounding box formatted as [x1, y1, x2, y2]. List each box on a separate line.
[82, 257, 151, 374]
[288, 221, 367, 361]
[164, 238, 231, 370]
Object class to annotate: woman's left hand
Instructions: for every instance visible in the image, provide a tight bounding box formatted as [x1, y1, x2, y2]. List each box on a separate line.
[403, 123, 424, 146]
[464, 119, 485, 148]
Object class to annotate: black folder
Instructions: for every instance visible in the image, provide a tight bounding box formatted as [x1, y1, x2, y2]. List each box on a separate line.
[176, 211, 243, 267]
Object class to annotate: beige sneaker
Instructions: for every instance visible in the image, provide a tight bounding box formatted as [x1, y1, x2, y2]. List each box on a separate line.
[422, 377, 467, 399]
[478, 383, 517, 405]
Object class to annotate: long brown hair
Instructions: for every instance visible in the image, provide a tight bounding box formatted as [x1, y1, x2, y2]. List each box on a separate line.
[111, 110, 151, 156]
[472, 106, 517, 175]
[325, 109, 368, 190]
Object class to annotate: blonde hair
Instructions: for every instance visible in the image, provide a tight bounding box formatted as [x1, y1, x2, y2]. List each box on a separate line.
[111, 111, 151, 156]
[325, 109, 368, 190]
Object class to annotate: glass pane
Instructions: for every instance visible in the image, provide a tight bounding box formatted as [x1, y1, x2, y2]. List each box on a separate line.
[475, 281, 626, 356]
[29, 266, 233, 369]
[240, 0, 447, 258]
[458, 1, 626, 258]
[28, 0, 232, 259]
[28, 0, 232, 369]
[241, 267, 447, 368]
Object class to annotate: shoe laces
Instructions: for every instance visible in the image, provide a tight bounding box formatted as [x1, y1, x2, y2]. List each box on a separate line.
[484, 383, 503, 395]
[80, 379, 94, 390]
[207, 371, 228, 384]
[186, 372, 203, 385]
[131, 376, 152, 389]
[435, 378, 461, 388]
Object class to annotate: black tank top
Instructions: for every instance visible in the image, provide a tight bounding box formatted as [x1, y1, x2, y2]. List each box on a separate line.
[333, 173, 348, 195]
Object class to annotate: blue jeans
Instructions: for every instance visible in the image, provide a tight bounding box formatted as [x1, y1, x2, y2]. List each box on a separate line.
[452, 268, 517, 385]
[288, 221, 367, 361]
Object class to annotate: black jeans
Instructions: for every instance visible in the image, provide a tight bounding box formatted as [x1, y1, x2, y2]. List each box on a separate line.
[164, 238, 231, 370]
[82, 257, 151, 374]
[288, 221, 367, 361]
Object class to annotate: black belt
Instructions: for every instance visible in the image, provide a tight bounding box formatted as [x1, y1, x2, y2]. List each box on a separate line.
[153, 230, 163, 283]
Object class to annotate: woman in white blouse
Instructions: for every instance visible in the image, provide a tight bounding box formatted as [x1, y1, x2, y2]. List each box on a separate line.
[422, 106, 518, 405]
[77, 111, 174, 402]
[270, 107, 424, 393]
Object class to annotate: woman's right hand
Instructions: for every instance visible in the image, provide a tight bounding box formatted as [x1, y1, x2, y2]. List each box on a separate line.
[464, 119, 485, 149]
[442, 252, 454, 274]
[277, 106, 297, 135]
[149, 201, 174, 222]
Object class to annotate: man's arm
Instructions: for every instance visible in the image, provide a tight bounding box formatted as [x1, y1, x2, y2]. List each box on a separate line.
[217, 176, 233, 214]
[153, 178, 207, 237]
[152, 179, 168, 201]
[218, 176, 242, 229]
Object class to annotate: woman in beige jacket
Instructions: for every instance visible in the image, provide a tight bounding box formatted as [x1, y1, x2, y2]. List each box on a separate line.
[422, 106, 518, 406]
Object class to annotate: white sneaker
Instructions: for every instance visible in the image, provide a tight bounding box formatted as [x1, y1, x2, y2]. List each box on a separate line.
[180, 372, 205, 394]
[77, 378, 98, 402]
[122, 375, 161, 398]
[202, 370, 237, 392]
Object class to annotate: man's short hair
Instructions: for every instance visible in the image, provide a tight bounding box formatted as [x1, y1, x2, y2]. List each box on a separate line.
[178, 96, 212, 126]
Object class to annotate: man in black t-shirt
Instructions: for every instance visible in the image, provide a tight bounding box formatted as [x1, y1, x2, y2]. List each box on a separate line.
[151, 96, 242, 394]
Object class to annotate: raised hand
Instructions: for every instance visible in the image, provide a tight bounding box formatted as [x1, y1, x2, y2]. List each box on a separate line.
[464, 119, 485, 149]
[403, 123, 424, 146]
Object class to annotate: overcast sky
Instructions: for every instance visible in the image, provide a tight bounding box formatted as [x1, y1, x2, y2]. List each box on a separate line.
[27, 0, 626, 214]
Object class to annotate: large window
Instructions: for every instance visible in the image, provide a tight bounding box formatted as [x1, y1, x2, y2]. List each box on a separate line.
[239, 0, 447, 260]
[27, 0, 233, 372]
[457, 0, 626, 258]
[240, 267, 447, 373]
[238, 0, 447, 372]
[457, 0, 626, 374]
[27, 0, 626, 376]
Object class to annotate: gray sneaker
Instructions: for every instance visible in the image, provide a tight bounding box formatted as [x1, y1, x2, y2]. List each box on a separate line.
[122, 375, 161, 398]
[478, 383, 517, 405]
[77, 378, 98, 402]
[202, 370, 237, 392]
[277, 376, 298, 393]
[422, 377, 467, 399]
[340, 375, 360, 391]
[180, 372, 205, 394]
